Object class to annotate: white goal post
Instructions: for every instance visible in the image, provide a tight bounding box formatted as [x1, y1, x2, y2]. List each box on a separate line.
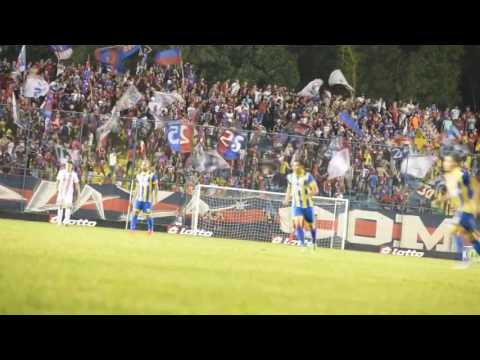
[189, 184, 349, 250]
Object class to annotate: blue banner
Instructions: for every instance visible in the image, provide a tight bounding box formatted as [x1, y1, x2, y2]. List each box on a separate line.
[167, 121, 182, 153]
[339, 111, 364, 138]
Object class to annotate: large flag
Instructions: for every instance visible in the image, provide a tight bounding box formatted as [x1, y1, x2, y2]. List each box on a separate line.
[217, 129, 246, 160]
[16, 45, 26, 73]
[148, 91, 185, 121]
[95, 46, 124, 73]
[189, 145, 231, 173]
[96, 109, 120, 145]
[118, 45, 141, 59]
[155, 48, 182, 66]
[328, 148, 351, 180]
[166, 121, 193, 153]
[328, 69, 354, 92]
[115, 85, 143, 112]
[11, 92, 21, 129]
[338, 111, 363, 138]
[401, 155, 436, 179]
[49, 45, 73, 60]
[297, 79, 323, 98]
[24, 75, 50, 98]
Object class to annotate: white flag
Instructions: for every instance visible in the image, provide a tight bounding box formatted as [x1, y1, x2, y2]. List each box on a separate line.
[188, 145, 230, 173]
[148, 91, 185, 121]
[24, 75, 50, 98]
[12, 92, 19, 127]
[327, 148, 351, 180]
[115, 85, 143, 112]
[56, 62, 65, 77]
[96, 108, 120, 143]
[16, 45, 26, 73]
[401, 155, 436, 179]
[298, 79, 323, 98]
[328, 69, 354, 92]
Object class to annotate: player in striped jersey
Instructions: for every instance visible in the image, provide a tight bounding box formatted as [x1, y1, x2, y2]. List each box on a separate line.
[441, 144, 480, 263]
[283, 158, 319, 247]
[130, 160, 159, 235]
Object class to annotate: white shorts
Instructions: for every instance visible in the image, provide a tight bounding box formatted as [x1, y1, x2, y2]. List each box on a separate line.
[57, 194, 74, 208]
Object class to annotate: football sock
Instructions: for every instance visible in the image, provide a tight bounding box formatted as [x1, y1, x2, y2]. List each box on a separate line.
[57, 208, 63, 225]
[453, 234, 464, 260]
[311, 228, 316, 245]
[295, 227, 305, 246]
[64, 208, 71, 224]
[472, 240, 480, 256]
[147, 217, 153, 231]
[131, 214, 138, 230]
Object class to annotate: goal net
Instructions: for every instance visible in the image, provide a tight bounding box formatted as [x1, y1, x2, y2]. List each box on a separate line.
[189, 184, 349, 249]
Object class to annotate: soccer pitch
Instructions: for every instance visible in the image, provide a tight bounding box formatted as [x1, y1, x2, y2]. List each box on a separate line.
[0, 219, 479, 315]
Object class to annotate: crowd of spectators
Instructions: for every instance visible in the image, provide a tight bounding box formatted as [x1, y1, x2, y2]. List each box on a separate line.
[0, 56, 479, 214]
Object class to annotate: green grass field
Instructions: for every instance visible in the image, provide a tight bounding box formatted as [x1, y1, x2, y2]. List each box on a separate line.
[1, 218, 479, 314]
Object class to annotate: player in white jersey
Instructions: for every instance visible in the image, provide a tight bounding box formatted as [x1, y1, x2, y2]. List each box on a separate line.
[56, 160, 81, 226]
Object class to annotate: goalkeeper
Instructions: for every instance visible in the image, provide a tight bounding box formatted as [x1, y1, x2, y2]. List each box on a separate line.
[440, 143, 480, 262]
[283, 158, 319, 247]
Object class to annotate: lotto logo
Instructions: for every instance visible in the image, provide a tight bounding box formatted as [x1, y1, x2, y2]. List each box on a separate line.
[49, 216, 97, 227]
[167, 226, 213, 237]
[380, 246, 425, 258]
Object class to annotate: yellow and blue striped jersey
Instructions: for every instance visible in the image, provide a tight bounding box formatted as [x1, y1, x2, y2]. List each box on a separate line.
[444, 167, 480, 215]
[287, 172, 318, 209]
[135, 171, 158, 203]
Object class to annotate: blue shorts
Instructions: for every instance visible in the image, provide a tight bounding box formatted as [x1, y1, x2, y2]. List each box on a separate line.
[454, 212, 479, 233]
[292, 207, 315, 224]
[134, 200, 152, 214]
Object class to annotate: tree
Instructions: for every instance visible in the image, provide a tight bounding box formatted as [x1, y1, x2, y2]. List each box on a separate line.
[403, 45, 464, 107]
[355, 45, 404, 101]
[337, 45, 360, 91]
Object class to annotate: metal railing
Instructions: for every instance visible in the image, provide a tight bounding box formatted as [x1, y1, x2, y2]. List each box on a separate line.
[1, 105, 479, 217]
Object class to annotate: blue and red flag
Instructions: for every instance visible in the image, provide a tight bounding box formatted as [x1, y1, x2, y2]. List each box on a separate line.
[167, 121, 193, 154]
[118, 45, 141, 59]
[155, 48, 182, 66]
[217, 129, 245, 160]
[95, 46, 124, 73]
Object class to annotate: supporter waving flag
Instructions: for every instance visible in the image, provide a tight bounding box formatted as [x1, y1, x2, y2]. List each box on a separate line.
[49, 45, 73, 60]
